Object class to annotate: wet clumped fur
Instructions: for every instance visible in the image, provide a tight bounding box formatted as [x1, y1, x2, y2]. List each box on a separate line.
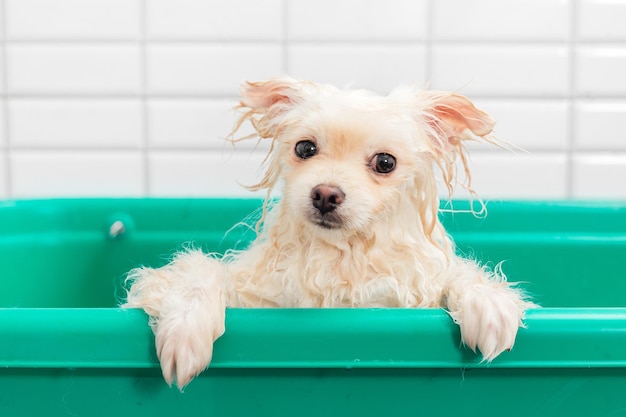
[124, 77, 536, 390]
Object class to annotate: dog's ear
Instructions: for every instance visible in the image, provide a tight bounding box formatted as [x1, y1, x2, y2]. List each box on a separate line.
[233, 77, 303, 140]
[422, 92, 495, 157]
[405, 90, 498, 207]
[228, 77, 306, 197]
[241, 77, 300, 112]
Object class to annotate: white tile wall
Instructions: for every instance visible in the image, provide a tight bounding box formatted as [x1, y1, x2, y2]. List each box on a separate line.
[450, 153, 568, 200]
[10, 99, 143, 148]
[146, 0, 283, 40]
[148, 151, 267, 197]
[10, 151, 144, 197]
[0, 101, 6, 146]
[573, 155, 626, 198]
[0, 0, 624, 200]
[6, 0, 141, 40]
[148, 99, 233, 149]
[0, 48, 5, 95]
[574, 101, 626, 150]
[578, 0, 626, 40]
[288, 0, 428, 41]
[0, 103, 8, 198]
[432, 0, 570, 41]
[146, 44, 283, 95]
[147, 99, 261, 150]
[0, 151, 7, 199]
[576, 47, 626, 95]
[475, 100, 569, 151]
[431, 45, 570, 96]
[7, 44, 142, 94]
[288, 44, 427, 92]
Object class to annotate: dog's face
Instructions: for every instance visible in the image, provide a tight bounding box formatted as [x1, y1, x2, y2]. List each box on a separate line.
[233, 78, 495, 236]
[278, 97, 422, 233]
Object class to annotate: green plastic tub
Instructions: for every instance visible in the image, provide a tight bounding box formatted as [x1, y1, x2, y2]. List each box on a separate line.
[1, 199, 626, 416]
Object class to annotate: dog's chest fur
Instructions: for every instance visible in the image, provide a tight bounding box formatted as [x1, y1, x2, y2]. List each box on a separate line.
[228, 220, 449, 309]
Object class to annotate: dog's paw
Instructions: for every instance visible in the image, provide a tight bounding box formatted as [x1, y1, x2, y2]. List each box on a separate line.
[451, 285, 526, 361]
[155, 308, 226, 390]
[156, 330, 213, 390]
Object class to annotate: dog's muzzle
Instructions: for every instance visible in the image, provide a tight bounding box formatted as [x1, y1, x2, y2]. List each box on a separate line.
[309, 184, 345, 229]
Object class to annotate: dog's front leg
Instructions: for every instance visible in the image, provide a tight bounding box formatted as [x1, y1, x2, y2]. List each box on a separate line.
[443, 261, 533, 361]
[124, 250, 236, 389]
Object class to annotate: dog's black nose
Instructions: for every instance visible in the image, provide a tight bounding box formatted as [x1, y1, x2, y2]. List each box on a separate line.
[311, 185, 345, 215]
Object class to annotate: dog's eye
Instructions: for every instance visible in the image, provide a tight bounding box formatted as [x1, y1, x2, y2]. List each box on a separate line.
[295, 140, 318, 160]
[372, 153, 396, 174]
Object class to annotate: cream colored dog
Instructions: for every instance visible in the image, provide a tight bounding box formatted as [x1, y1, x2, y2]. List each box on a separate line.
[125, 77, 533, 389]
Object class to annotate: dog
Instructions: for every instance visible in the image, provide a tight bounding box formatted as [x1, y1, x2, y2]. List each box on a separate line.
[124, 77, 534, 389]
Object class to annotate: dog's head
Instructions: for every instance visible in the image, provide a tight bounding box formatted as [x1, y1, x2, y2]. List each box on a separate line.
[231, 77, 495, 239]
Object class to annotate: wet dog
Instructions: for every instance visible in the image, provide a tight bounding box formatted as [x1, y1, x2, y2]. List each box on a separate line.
[125, 77, 533, 389]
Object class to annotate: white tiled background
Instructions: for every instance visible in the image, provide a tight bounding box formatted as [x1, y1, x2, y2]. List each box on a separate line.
[0, 0, 625, 200]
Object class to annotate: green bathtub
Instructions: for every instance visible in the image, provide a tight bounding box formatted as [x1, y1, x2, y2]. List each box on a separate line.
[1, 199, 625, 416]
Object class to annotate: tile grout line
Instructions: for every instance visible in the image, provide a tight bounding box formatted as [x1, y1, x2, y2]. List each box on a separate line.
[140, 0, 150, 196]
[5, 93, 626, 101]
[424, 0, 433, 87]
[6, 38, 625, 46]
[282, 0, 289, 74]
[566, 0, 578, 199]
[1, 0, 12, 198]
[0, 93, 243, 100]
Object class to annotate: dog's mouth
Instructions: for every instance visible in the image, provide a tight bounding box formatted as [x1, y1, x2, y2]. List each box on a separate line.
[309, 212, 345, 230]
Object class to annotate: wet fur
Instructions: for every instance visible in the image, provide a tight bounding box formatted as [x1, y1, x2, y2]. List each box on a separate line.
[124, 77, 535, 389]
